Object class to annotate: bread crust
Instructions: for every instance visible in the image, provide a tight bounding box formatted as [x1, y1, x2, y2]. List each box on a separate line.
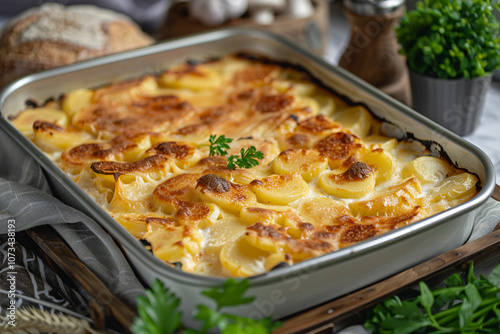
[0, 4, 154, 88]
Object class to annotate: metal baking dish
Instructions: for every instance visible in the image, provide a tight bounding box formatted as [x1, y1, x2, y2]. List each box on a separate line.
[0, 29, 496, 324]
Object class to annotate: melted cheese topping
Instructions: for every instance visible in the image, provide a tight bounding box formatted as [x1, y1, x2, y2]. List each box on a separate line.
[11, 54, 479, 277]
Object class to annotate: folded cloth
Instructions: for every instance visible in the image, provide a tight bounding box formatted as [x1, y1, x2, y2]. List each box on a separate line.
[0, 129, 144, 316]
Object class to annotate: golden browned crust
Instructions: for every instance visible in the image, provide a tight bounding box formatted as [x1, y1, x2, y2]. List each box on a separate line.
[298, 115, 341, 134]
[91, 155, 170, 175]
[343, 162, 372, 181]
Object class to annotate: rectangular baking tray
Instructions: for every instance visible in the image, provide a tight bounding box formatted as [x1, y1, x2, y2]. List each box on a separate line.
[0, 29, 496, 325]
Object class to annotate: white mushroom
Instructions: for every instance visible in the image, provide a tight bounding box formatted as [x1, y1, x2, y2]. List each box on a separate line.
[248, 0, 286, 25]
[189, 0, 248, 26]
[284, 0, 314, 18]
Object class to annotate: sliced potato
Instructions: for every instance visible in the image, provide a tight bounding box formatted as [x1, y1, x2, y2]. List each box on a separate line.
[314, 132, 365, 170]
[220, 236, 269, 277]
[364, 135, 398, 151]
[349, 177, 422, 217]
[33, 121, 92, 150]
[115, 213, 175, 239]
[273, 149, 328, 181]
[152, 173, 201, 215]
[195, 174, 256, 214]
[315, 93, 347, 116]
[294, 96, 320, 114]
[428, 173, 478, 202]
[203, 218, 247, 255]
[250, 174, 310, 205]
[272, 80, 316, 96]
[119, 134, 152, 162]
[362, 149, 397, 184]
[146, 225, 203, 271]
[110, 174, 152, 213]
[159, 66, 222, 91]
[318, 162, 376, 199]
[333, 105, 373, 138]
[240, 204, 293, 226]
[62, 88, 93, 119]
[11, 108, 68, 136]
[93, 76, 158, 104]
[402, 156, 455, 185]
[264, 253, 292, 271]
[245, 222, 335, 261]
[297, 197, 351, 226]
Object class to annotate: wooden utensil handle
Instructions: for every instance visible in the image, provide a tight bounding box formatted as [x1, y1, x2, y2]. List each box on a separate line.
[26, 226, 137, 332]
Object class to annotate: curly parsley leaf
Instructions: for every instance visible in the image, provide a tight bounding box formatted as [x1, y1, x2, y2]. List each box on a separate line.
[185, 279, 281, 334]
[209, 134, 233, 157]
[131, 279, 182, 334]
[202, 278, 255, 310]
[227, 146, 264, 170]
[396, 0, 500, 79]
[132, 278, 281, 334]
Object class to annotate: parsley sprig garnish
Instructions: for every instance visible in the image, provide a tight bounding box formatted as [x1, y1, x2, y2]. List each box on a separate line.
[208, 134, 264, 170]
[365, 263, 500, 333]
[209, 134, 232, 158]
[131, 278, 282, 334]
[130, 279, 182, 334]
[227, 147, 264, 170]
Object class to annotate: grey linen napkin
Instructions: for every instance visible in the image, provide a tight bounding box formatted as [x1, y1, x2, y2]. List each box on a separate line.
[0, 129, 144, 315]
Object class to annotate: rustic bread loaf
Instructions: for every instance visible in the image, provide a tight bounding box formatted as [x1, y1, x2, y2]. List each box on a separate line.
[0, 3, 154, 88]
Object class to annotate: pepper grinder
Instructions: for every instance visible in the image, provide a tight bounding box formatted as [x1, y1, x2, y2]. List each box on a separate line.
[339, 0, 411, 105]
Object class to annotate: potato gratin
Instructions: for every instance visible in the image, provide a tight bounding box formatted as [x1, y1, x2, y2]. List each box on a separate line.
[11, 54, 479, 277]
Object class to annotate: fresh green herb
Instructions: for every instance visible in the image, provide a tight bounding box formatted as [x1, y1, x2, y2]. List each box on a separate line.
[131, 278, 282, 334]
[227, 147, 264, 170]
[209, 134, 233, 157]
[189, 278, 282, 333]
[208, 134, 264, 170]
[396, 0, 500, 79]
[202, 279, 255, 310]
[364, 263, 500, 333]
[130, 279, 182, 334]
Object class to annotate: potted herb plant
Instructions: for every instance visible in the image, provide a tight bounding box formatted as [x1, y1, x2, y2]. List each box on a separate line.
[395, 0, 500, 136]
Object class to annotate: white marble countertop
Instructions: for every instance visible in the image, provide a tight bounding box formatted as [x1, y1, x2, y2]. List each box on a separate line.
[327, 1, 500, 180]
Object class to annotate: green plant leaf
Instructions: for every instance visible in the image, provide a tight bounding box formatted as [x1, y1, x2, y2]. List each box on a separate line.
[222, 315, 282, 334]
[458, 296, 473, 328]
[364, 263, 500, 333]
[395, 0, 500, 78]
[419, 281, 434, 312]
[209, 134, 233, 157]
[130, 279, 182, 334]
[380, 317, 431, 334]
[467, 262, 477, 284]
[227, 146, 264, 170]
[194, 305, 229, 332]
[488, 264, 500, 287]
[202, 279, 255, 310]
[464, 283, 482, 312]
[445, 273, 464, 287]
